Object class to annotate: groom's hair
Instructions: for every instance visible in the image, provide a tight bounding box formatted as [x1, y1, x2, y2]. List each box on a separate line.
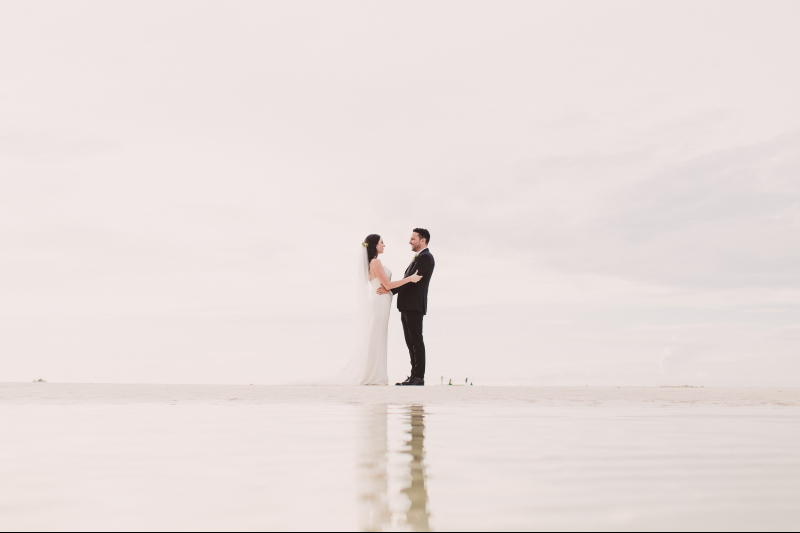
[413, 228, 430, 245]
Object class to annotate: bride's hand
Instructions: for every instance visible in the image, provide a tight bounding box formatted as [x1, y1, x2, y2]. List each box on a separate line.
[409, 270, 423, 283]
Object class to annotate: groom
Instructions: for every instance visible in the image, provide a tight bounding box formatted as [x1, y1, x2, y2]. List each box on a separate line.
[377, 228, 435, 386]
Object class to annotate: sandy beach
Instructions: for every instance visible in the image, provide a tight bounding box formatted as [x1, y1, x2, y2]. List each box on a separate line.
[4, 383, 800, 407]
[1, 384, 799, 531]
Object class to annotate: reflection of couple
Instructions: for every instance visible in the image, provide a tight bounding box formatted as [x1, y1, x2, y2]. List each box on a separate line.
[340, 228, 435, 386]
[359, 405, 431, 532]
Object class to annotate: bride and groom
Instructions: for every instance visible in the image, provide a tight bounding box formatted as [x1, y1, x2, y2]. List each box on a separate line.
[340, 228, 435, 386]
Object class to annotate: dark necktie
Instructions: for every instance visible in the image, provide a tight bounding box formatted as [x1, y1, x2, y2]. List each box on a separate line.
[405, 260, 415, 277]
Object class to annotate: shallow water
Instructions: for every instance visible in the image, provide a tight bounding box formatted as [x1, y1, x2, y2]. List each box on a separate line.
[1, 386, 799, 531]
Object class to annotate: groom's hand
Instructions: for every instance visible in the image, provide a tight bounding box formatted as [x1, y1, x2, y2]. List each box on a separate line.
[376, 286, 389, 295]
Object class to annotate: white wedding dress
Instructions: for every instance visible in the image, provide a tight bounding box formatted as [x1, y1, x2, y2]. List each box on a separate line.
[336, 264, 393, 386]
[363, 267, 393, 385]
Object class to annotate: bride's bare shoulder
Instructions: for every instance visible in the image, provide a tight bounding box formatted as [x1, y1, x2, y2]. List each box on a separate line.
[369, 258, 384, 280]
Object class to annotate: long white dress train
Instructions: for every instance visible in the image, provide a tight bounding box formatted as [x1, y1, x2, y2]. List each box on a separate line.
[337, 267, 393, 386]
[362, 268, 392, 385]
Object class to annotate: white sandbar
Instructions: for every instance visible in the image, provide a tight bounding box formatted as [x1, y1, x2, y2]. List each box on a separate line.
[1, 384, 798, 531]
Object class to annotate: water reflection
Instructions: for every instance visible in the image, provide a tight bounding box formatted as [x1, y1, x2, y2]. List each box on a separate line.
[358, 404, 431, 532]
[358, 404, 391, 531]
[402, 405, 431, 532]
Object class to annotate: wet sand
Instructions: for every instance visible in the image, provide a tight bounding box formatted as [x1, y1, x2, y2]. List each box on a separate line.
[1, 384, 799, 531]
[3, 383, 799, 407]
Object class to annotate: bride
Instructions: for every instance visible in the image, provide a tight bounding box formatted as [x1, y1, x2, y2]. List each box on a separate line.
[339, 234, 422, 385]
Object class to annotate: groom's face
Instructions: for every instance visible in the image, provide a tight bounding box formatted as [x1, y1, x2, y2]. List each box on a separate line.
[410, 232, 424, 252]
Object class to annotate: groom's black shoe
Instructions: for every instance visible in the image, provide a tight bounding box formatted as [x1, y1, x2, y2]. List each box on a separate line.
[401, 377, 425, 386]
[396, 376, 412, 386]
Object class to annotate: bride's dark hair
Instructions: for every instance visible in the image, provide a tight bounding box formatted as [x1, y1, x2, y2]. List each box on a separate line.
[364, 234, 381, 264]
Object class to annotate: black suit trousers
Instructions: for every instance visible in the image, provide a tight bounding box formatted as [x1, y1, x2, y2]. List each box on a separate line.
[401, 311, 426, 379]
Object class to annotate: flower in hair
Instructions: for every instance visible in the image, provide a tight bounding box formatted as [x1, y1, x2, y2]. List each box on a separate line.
[362, 242, 368, 247]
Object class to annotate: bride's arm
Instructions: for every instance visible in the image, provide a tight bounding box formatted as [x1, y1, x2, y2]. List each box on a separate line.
[372, 259, 421, 291]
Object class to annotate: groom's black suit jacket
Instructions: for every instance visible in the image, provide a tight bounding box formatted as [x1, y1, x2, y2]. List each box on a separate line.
[391, 249, 435, 315]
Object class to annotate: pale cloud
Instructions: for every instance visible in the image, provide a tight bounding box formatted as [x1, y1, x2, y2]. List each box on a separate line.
[1, 1, 799, 386]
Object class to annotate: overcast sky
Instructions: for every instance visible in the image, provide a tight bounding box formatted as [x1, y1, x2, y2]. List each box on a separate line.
[1, 0, 799, 386]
